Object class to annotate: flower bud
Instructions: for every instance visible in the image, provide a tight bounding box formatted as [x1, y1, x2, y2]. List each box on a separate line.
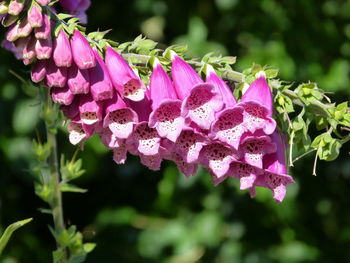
[67, 63, 90, 94]
[53, 29, 72, 67]
[35, 35, 52, 59]
[31, 59, 47, 83]
[34, 13, 51, 39]
[0, 2, 9, 15]
[36, 0, 51, 6]
[17, 18, 32, 38]
[46, 59, 67, 87]
[6, 23, 20, 42]
[28, 3, 43, 28]
[8, 0, 24, 16]
[23, 36, 36, 60]
[51, 86, 75, 105]
[71, 30, 95, 69]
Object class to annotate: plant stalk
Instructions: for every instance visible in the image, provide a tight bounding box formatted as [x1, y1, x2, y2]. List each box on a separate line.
[44, 88, 68, 263]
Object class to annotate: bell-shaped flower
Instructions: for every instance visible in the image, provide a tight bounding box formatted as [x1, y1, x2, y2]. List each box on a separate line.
[128, 89, 152, 122]
[68, 120, 94, 145]
[46, 59, 67, 87]
[60, 97, 79, 120]
[209, 106, 246, 150]
[113, 144, 128, 165]
[163, 128, 208, 163]
[53, 29, 72, 67]
[139, 147, 167, 171]
[253, 131, 295, 202]
[105, 46, 146, 101]
[28, 3, 43, 28]
[78, 94, 103, 125]
[238, 131, 276, 169]
[148, 59, 184, 142]
[8, 0, 24, 16]
[51, 85, 74, 105]
[88, 49, 113, 101]
[205, 64, 237, 108]
[6, 23, 20, 42]
[239, 76, 276, 135]
[170, 52, 203, 100]
[31, 59, 47, 83]
[67, 62, 90, 94]
[34, 13, 51, 39]
[71, 30, 95, 69]
[127, 121, 161, 156]
[181, 83, 224, 130]
[199, 142, 238, 179]
[35, 36, 52, 60]
[36, 0, 51, 6]
[100, 128, 123, 149]
[167, 152, 198, 177]
[103, 93, 138, 139]
[23, 36, 36, 60]
[229, 162, 263, 190]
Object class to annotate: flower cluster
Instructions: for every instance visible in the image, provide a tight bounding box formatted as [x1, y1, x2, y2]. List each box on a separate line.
[0, 0, 294, 202]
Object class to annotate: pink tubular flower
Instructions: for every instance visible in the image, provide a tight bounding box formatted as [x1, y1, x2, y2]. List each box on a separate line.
[46, 59, 67, 87]
[35, 36, 52, 60]
[113, 145, 128, 165]
[88, 49, 114, 101]
[36, 0, 51, 6]
[61, 97, 79, 120]
[105, 46, 146, 101]
[181, 83, 223, 130]
[6, 23, 20, 42]
[199, 142, 238, 179]
[8, 0, 24, 16]
[68, 120, 94, 145]
[209, 106, 246, 150]
[78, 94, 103, 125]
[205, 64, 237, 108]
[2, 40, 22, 59]
[53, 29, 72, 67]
[139, 148, 166, 171]
[23, 36, 36, 60]
[127, 121, 161, 156]
[148, 59, 185, 142]
[28, 3, 43, 28]
[34, 13, 51, 39]
[170, 52, 203, 100]
[100, 128, 123, 149]
[67, 63, 90, 94]
[51, 86, 74, 105]
[229, 162, 263, 190]
[239, 76, 276, 135]
[59, 0, 90, 24]
[163, 128, 208, 164]
[238, 132, 276, 169]
[168, 152, 198, 177]
[103, 94, 138, 139]
[71, 30, 95, 69]
[31, 59, 47, 83]
[252, 131, 295, 203]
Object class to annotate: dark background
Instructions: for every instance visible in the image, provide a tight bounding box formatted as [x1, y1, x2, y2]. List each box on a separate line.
[1, 0, 350, 262]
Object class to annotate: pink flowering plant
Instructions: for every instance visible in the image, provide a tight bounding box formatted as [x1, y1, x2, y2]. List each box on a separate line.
[1, 0, 350, 262]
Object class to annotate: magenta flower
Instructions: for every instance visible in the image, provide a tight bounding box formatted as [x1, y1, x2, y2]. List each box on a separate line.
[23, 36, 36, 60]
[139, 150, 166, 171]
[35, 36, 52, 60]
[78, 94, 103, 125]
[18, 18, 33, 38]
[6, 23, 20, 42]
[199, 142, 238, 179]
[170, 53, 203, 100]
[205, 64, 237, 108]
[88, 49, 114, 101]
[51, 86, 74, 105]
[209, 106, 246, 150]
[71, 30, 96, 69]
[238, 132, 276, 169]
[100, 128, 123, 149]
[252, 131, 295, 202]
[105, 46, 146, 101]
[68, 120, 94, 145]
[53, 29, 72, 67]
[45, 59, 67, 87]
[239, 76, 276, 135]
[59, 0, 90, 23]
[67, 63, 90, 94]
[1, 40, 22, 59]
[61, 97, 79, 120]
[148, 59, 184, 142]
[168, 152, 198, 177]
[28, 3, 43, 28]
[8, 0, 24, 16]
[181, 83, 224, 130]
[34, 13, 51, 39]
[36, 0, 51, 6]
[229, 162, 263, 190]
[113, 145, 128, 165]
[163, 128, 208, 163]
[128, 91, 152, 122]
[127, 121, 161, 156]
[103, 94, 138, 139]
[31, 59, 47, 83]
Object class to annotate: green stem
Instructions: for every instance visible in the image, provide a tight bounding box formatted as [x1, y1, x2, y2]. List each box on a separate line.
[44, 88, 68, 263]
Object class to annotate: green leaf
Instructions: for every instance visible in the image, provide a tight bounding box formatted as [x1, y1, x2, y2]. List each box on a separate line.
[0, 218, 33, 256]
[57, 13, 73, 20]
[265, 68, 279, 79]
[60, 184, 88, 193]
[83, 243, 96, 253]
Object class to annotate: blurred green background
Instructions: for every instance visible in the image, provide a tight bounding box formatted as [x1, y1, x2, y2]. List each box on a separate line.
[1, 0, 350, 262]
